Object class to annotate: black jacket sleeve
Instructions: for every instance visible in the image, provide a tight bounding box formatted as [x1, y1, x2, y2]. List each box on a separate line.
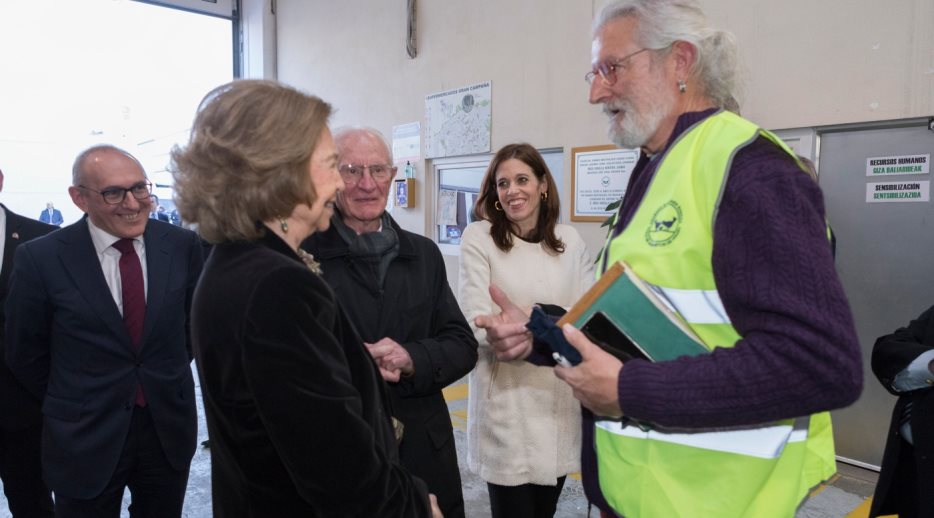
[872, 305, 934, 396]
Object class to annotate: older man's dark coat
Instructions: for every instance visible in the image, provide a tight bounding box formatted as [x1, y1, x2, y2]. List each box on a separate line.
[303, 214, 478, 518]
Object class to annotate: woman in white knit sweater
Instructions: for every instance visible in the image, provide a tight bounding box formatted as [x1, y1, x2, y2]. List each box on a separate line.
[458, 143, 594, 518]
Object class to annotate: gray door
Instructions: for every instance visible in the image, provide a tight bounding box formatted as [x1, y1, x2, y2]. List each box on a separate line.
[818, 121, 934, 468]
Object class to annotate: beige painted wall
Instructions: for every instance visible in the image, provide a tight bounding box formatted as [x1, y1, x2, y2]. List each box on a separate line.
[275, 0, 934, 273]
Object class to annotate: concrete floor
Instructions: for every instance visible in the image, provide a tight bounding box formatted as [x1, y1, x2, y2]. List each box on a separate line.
[0, 369, 879, 517]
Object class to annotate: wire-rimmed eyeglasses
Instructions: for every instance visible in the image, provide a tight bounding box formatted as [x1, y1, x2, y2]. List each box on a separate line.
[338, 164, 396, 185]
[585, 48, 650, 86]
[76, 181, 152, 205]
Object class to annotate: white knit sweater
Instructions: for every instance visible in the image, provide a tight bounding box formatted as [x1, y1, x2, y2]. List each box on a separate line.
[458, 220, 594, 486]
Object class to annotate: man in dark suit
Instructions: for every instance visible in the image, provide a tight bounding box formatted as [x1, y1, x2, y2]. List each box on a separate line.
[0, 168, 56, 517]
[302, 127, 478, 518]
[37, 203, 63, 226]
[5, 145, 203, 517]
[149, 195, 170, 222]
[871, 304, 934, 518]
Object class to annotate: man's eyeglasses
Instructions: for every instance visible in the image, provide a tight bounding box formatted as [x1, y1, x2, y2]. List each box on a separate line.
[585, 48, 650, 86]
[77, 181, 152, 205]
[339, 164, 396, 185]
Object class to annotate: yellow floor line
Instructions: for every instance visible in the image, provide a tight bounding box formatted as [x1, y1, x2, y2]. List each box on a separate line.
[443, 383, 468, 402]
[845, 497, 878, 518]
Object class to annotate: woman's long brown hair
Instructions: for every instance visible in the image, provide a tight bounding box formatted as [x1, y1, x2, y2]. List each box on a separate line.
[473, 143, 564, 254]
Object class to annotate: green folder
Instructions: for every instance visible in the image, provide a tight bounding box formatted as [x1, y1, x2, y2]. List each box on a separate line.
[557, 261, 708, 362]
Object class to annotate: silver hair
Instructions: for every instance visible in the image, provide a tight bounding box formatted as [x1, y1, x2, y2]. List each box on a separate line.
[332, 126, 393, 163]
[71, 144, 144, 186]
[594, 0, 737, 108]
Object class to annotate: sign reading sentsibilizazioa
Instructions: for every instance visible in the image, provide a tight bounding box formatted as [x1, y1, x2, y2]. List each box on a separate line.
[866, 181, 929, 203]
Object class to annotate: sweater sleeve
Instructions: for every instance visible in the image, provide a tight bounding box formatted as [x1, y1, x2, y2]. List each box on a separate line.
[458, 223, 495, 351]
[616, 137, 863, 428]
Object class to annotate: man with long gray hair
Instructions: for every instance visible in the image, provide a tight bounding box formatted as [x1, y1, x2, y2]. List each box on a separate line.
[476, 1, 862, 516]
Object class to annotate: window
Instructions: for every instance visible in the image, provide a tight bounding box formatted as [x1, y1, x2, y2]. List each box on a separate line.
[0, 0, 235, 225]
[433, 148, 564, 255]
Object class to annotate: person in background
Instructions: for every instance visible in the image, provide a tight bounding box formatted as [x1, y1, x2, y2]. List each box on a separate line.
[0, 168, 56, 517]
[475, 1, 862, 516]
[172, 80, 440, 517]
[870, 304, 934, 518]
[302, 127, 476, 518]
[459, 143, 593, 518]
[6, 145, 202, 517]
[37, 202, 63, 226]
[149, 195, 170, 222]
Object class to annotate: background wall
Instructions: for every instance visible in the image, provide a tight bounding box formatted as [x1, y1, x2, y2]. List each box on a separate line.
[276, 0, 933, 253]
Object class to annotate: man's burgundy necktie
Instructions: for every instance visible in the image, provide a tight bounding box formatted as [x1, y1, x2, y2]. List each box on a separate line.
[113, 238, 147, 407]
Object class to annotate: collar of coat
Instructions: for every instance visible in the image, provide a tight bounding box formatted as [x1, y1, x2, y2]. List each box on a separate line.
[307, 212, 419, 261]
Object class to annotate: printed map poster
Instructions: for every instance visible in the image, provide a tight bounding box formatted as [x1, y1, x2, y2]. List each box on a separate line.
[425, 81, 491, 158]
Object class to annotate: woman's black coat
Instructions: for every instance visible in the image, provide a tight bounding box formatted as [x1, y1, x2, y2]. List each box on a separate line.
[192, 230, 430, 517]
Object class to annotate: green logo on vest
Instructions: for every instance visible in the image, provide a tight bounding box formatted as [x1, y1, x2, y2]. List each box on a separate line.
[645, 200, 682, 246]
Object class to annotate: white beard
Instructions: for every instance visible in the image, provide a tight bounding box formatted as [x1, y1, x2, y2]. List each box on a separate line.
[604, 70, 674, 149]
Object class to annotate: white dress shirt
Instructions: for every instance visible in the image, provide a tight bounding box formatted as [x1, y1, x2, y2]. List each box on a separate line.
[86, 219, 149, 315]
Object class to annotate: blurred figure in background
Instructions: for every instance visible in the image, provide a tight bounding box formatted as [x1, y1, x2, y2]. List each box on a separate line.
[37, 202, 63, 226]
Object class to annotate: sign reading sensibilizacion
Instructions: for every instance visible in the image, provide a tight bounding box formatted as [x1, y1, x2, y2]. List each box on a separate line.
[866, 181, 930, 203]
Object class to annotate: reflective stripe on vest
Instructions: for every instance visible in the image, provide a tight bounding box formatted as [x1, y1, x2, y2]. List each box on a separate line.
[648, 284, 730, 325]
[594, 111, 837, 518]
[595, 416, 810, 459]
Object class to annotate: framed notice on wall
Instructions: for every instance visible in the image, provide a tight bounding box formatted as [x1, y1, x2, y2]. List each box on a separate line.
[571, 145, 639, 221]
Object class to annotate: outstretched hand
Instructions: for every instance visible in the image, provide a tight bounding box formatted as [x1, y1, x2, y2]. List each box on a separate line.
[474, 284, 533, 361]
[553, 323, 624, 417]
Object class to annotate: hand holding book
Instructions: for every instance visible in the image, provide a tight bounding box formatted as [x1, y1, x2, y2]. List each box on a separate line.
[553, 322, 625, 418]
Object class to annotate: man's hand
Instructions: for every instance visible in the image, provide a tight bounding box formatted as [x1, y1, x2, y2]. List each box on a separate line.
[365, 338, 414, 382]
[553, 323, 624, 417]
[429, 494, 443, 518]
[473, 285, 533, 361]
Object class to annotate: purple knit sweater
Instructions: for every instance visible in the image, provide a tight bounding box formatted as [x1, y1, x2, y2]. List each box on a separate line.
[541, 109, 863, 512]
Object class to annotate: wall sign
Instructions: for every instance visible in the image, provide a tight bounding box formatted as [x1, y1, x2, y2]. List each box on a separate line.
[570, 145, 639, 222]
[866, 181, 929, 203]
[866, 154, 929, 176]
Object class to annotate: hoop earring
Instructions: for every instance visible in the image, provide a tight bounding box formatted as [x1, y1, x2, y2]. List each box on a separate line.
[541, 192, 548, 201]
[278, 218, 289, 233]
[678, 80, 687, 93]
[494, 201, 503, 211]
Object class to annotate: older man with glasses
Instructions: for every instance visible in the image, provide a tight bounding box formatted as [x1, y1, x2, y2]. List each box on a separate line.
[476, 1, 862, 517]
[302, 127, 477, 518]
[5, 144, 203, 517]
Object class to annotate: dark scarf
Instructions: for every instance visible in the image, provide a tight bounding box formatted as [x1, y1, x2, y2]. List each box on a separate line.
[331, 211, 400, 288]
